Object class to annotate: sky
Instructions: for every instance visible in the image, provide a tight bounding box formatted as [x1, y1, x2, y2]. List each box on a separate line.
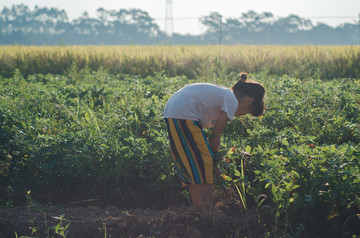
[1, 0, 359, 35]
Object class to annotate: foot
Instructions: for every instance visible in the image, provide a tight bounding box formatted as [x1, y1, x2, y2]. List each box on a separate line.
[188, 206, 202, 216]
[209, 206, 228, 219]
[200, 203, 227, 220]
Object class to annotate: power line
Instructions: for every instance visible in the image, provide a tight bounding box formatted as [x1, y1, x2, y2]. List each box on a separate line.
[156, 15, 358, 21]
[157, 17, 198, 21]
[306, 16, 358, 19]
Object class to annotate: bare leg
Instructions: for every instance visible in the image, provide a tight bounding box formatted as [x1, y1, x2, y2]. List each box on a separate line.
[200, 184, 226, 218]
[189, 183, 223, 218]
[200, 184, 214, 204]
[188, 184, 202, 211]
[199, 184, 214, 214]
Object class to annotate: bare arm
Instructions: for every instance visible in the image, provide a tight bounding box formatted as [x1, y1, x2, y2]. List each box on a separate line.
[208, 111, 230, 153]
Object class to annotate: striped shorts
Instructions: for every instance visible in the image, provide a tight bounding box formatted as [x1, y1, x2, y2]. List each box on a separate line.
[164, 118, 214, 187]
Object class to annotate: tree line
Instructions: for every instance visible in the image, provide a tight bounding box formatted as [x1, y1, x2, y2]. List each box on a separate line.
[0, 4, 359, 45]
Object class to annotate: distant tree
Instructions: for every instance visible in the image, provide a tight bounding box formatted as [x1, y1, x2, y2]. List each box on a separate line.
[91, 8, 160, 44]
[198, 10, 360, 45]
[221, 18, 243, 43]
[200, 12, 223, 33]
[239, 10, 274, 32]
[199, 12, 223, 43]
[272, 14, 312, 33]
[129, 9, 159, 36]
[1, 4, 32, 34]
[0, 4, 359, 45]
[73, 12, 103, 35]
[0, 4, 71, 44]
[357, 14, 360, 42]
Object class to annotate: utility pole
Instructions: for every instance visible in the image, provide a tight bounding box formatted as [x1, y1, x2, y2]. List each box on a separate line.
[219, 15, 223, 45]
[358, 14, 360, 44]
[165, 0, 174, 36]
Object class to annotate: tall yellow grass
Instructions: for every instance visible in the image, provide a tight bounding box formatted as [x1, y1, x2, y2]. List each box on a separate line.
[1, 45, 359, 79]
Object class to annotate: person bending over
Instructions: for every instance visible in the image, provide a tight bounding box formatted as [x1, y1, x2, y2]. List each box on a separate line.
[163, 72, 265, 215]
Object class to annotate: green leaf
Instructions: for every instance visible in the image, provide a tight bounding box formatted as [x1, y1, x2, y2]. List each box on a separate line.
[271, 184, 278, 195]
[233, 169, 241, 177]
[245, 145, 251, 154]
[282, 139, 289, 147]
[291, 170, 300, 178]
[54, 223, 60, 233]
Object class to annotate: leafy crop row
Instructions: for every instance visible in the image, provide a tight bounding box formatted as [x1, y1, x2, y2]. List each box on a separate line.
[218, 75, 360, 236]
[0, 70, 187, 204]
[0, 67, 359, 236]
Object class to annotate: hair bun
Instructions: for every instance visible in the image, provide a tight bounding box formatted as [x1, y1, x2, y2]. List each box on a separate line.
[231, 72, 250, 91]
[240, 72, 248, 82]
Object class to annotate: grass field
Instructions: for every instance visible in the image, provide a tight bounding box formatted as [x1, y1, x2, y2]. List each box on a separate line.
[0, 45, 360, 237]
[1, 45, 360, 79]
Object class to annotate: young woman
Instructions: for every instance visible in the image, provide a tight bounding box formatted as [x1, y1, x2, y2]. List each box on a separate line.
[163, 73, 265, 215]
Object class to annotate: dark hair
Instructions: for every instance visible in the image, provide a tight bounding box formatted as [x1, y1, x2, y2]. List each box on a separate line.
[231, 72, 265, 117]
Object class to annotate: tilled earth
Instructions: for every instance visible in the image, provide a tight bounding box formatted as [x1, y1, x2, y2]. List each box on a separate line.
[0, 199, 271, 238]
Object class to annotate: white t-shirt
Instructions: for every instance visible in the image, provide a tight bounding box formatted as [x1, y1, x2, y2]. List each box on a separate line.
[163, 83, 238, 128]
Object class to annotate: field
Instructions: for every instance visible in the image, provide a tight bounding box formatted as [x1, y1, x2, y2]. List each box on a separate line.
[0, 46, 360, 237]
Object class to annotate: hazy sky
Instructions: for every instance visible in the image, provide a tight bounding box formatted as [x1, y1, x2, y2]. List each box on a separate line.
[1, 0, 359, 35]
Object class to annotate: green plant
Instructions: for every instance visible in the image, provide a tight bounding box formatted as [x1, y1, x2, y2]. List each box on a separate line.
[1, 52, 359, 237]
[52, 215, 70, 238]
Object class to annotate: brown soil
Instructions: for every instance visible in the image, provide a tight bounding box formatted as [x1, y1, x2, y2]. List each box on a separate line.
[0, 206, 271, 238]
[0, 190, 272, 238]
